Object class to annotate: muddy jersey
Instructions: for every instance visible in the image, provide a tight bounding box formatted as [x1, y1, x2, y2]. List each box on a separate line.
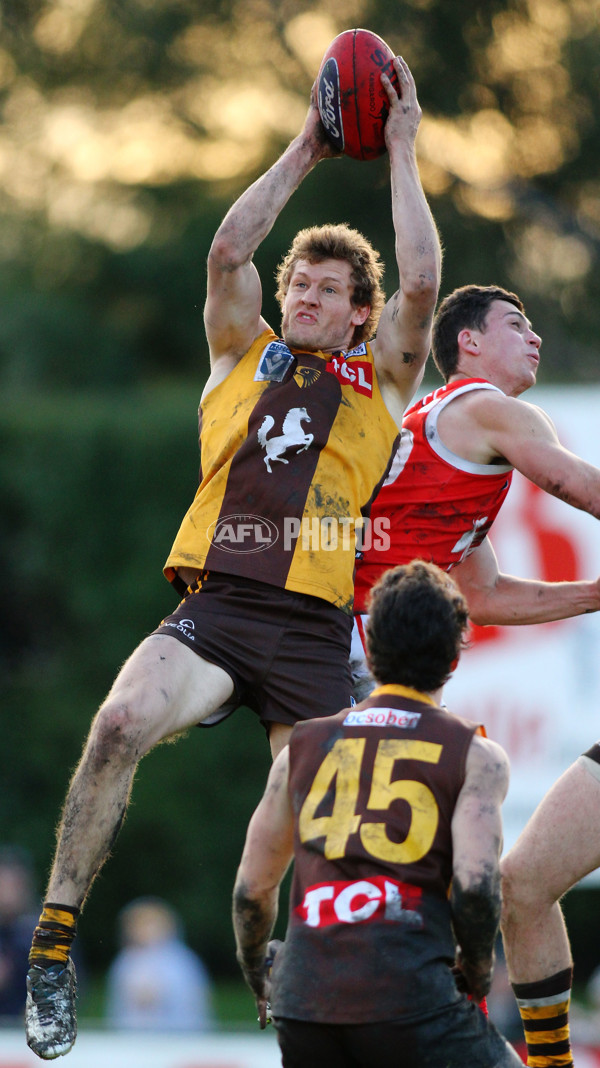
[164, 329, 399, 614]
[354, 378, 513, 613]
[271, 684, 482, 1023]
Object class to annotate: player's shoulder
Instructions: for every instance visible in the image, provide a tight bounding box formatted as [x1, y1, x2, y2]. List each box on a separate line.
[457, 384, 533, 426]
[466, 732, 510, 795]
[470, 391, 556, 438]
[202, 326, 276, 400]
[469, 730, 508, 763]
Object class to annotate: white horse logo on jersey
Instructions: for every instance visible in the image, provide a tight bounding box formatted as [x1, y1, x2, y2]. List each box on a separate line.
[257, 407, 314, 473]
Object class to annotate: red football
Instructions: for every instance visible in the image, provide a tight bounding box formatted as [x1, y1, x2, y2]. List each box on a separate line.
[317, 28, 399, 161]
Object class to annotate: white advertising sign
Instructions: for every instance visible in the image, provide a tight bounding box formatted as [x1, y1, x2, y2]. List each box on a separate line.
[0, 1029, 282, 1068]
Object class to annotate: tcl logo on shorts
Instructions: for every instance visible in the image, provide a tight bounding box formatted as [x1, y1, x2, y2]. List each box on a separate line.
[295, 875, 423, 928]
[326, 357, 373, 396]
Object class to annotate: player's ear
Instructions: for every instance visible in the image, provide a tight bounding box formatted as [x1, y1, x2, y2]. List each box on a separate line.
[457, 327, 480, 357]
[352, 304, 371, 327]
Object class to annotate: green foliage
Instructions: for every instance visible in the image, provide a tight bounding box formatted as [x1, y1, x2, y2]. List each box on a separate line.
[0, 390, 273, 977]
[1, 0, 600, 394]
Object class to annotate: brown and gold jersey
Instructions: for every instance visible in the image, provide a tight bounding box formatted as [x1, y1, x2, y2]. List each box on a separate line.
[271, 684, 482, 1023]
[164, 329, 399, 613]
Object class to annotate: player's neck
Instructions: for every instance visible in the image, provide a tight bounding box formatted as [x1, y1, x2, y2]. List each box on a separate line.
[371, 683, 439, 706]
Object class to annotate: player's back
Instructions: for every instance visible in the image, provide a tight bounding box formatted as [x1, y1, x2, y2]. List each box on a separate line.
[270, 684, 481, 1024]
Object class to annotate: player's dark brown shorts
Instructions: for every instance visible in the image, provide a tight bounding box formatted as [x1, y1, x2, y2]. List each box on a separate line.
[274, 998, 524, 1068]
[152, 571, 353, 729]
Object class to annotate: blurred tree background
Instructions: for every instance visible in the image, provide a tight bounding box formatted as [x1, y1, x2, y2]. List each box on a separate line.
[2, 0, 600, 1012]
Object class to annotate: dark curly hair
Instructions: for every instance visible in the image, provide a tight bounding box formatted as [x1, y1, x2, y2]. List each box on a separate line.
[365, 561, 469, 693]
[275, 223, 385, 348]
[432, 284, 524, 381]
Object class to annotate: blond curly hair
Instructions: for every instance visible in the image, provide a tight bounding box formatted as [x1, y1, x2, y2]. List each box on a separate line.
[275, 223, 385, 348]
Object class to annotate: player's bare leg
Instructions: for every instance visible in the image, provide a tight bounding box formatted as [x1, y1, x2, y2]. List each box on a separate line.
[269, 722, 292, 760]
[501, 758, 600, 1066]
[45, 635, 233, 906]
[26, 634, 233, 1060]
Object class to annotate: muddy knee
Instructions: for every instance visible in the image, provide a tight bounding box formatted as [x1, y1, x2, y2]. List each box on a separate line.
[501, 851, 551, 925]
[85, 701, 150, 770]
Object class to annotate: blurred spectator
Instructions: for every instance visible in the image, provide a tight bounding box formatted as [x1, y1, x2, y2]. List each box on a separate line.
[105, 897, 214, 1031]
[0, 846, 39, 1018]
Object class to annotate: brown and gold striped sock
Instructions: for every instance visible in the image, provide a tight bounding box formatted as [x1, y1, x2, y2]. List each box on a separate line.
[29, 903, 80, 968]
[512, 967, 574, 1068]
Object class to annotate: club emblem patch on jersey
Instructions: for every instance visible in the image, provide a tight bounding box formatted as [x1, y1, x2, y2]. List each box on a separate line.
[254, 340, 295, 382]
[293, 366, 322, 389]
[257, 407, 314, 473]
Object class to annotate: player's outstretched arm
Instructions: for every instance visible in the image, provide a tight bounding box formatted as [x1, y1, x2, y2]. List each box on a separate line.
[464, 392, 600, 519]
[372, 56, 441, 422]
[232, 748, 294, 1027]
[204, 89, 339, 384]
[453, 536, 600, 626]
[450, 734, 509, 1002]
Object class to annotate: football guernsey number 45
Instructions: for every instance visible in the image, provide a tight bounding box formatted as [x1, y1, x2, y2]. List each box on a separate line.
[298, 737, 442, 863]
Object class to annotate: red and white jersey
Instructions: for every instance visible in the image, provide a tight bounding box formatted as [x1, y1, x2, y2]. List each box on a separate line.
[353, 378, 513, 612]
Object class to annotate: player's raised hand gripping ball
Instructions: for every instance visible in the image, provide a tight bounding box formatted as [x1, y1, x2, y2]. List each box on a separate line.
[317, 28, 400, 161]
